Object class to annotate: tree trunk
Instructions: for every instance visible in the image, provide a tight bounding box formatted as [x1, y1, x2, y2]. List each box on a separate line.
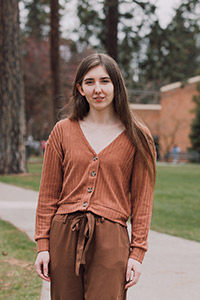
[105, 0, 118, 62]
[50, 0, 60, 123]
[0, 0, 26, 174]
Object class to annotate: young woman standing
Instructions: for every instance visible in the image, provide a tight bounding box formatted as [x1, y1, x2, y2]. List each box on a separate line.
[35, 53, 156, 300]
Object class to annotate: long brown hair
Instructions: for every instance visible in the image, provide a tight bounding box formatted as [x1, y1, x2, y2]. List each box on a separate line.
[63, 53, 156, 184]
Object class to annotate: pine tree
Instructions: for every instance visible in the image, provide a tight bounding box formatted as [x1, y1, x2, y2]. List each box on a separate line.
[24, 0, 50, 39]
[139, 21, 169, 90]
[166, 3, 199, 83]
[76, 0, 102, 47]
[189, 83, 200, 160]
[139, 0, 200, 91]
[104, 0, 118, 61]
[0, 0, 26, 174]
[50, 0, 61, 123]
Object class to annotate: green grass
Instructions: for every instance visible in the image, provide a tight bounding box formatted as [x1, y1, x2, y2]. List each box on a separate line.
[151, 163, 200, 242]
[0, 220, 42, 300]
[0, 158, 42, 191]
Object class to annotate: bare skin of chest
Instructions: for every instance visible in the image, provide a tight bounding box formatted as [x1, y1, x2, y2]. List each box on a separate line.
[79, 121, 125, 154]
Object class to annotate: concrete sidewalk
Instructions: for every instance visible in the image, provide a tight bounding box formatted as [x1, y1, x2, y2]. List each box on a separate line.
[0, 182, 200, 300]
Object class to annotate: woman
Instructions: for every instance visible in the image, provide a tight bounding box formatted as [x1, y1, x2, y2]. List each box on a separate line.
[35, 53, 156, 300]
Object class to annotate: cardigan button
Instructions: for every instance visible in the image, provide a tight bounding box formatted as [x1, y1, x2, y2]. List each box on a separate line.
[93, 156, 98, 161]
[88, 187, 93, 193]
[83, 202, 88, 207]
[91, 171, 96, 177]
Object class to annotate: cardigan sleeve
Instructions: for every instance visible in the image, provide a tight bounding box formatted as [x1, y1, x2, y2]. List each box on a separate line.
[35, 122, 63, 252]
[129, 139, 156, 263]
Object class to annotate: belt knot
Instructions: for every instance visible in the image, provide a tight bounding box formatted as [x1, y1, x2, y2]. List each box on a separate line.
[71, 212, 96, 276]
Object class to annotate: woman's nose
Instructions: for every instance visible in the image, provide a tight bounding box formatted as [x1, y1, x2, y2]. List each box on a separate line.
[94, 82, 101, 93]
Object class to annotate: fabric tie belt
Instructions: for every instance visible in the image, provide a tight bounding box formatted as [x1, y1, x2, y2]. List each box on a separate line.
[70, 212, 104, 276]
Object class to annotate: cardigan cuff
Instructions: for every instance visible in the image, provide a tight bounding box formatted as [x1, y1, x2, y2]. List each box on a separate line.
[129, 247, 146, 263]
[37, 238, 49, 253]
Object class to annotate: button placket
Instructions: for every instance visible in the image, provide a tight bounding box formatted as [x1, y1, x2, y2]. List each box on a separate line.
[91, 155, 98, 178]
[83, 155, 99, 209]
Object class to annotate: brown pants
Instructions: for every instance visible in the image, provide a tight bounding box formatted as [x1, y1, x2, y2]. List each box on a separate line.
[49, 211, 130, 300]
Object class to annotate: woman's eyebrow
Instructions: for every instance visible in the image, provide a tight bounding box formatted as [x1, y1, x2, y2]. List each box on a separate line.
[100, 76, 111, 80]
[84, 77, 94, 82]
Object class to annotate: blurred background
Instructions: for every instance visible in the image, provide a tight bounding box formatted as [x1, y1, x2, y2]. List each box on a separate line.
[0, 0, 200, 174]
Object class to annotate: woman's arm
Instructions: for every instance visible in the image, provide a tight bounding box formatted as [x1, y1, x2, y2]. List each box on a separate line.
[126, 140, 156, 287]
[35, 122, 63, 252]
[129, 144, 156, 262]
[130, 139, 156, 263]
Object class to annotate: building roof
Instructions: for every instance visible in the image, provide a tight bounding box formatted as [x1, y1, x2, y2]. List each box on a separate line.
[130, 104, 161, 111]
[160, 75, 200, 93]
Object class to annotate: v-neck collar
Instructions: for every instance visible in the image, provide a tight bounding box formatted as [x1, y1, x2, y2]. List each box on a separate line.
[76, 120, 126, 156]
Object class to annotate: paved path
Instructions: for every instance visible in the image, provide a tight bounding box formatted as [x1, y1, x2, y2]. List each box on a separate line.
[0, 182, 200, 300]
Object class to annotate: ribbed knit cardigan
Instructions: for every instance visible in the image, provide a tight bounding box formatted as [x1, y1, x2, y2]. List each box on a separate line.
[35, 118, 155, 263]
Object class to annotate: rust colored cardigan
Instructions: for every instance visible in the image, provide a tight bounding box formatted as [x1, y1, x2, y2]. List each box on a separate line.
[35, 118, 155, 263]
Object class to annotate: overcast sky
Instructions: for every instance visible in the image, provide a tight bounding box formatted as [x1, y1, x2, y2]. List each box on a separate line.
[150, 0, 182, 27]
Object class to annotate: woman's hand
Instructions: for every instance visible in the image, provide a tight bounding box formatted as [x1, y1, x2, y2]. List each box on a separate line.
[125, 258, 142, 289]
[35, 251, 50, 282]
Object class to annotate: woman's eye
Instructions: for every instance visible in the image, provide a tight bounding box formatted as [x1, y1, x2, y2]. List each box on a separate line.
[85, 81, 93, 85]
[101, 79, 110, 83]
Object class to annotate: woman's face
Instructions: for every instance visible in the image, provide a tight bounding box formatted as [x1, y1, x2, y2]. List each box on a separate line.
[77, 65, 114, 113]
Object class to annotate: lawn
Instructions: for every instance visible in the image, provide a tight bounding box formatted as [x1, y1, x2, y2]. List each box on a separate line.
[0, 220, 42, 300]
[152, 163, 200, 242]
[0, 158, 42, 191]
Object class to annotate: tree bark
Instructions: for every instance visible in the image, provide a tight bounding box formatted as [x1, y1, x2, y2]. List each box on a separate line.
[105, 0, 118, 62]
[50, 0, 60, 123]
[0, 0, 26, 174]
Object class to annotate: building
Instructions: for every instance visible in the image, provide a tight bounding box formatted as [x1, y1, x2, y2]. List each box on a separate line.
[130, 75, 200, 160]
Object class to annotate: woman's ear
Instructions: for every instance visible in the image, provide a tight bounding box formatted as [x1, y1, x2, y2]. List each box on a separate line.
[77, 84, 85, 96]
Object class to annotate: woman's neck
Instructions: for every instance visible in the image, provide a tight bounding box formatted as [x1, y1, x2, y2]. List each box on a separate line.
[84, 108, 120, 126]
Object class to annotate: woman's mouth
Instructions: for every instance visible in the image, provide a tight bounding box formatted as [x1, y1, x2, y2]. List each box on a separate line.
[94, 97, 104, 102]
